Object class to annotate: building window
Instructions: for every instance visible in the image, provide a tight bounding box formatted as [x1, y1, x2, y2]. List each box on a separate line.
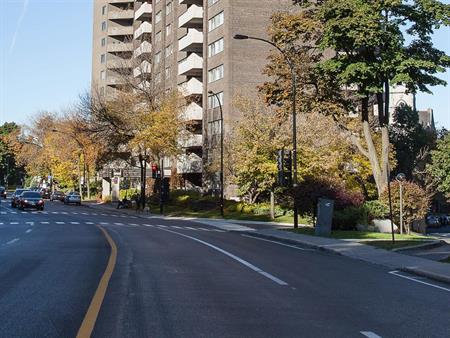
[165, 67, 171, 79]
[155, 51, 161, 64]
[166, 2, 172, 15]
[102, 5, 107, 15]
[208, 0, 219, 5]
[100, 70, 106, 80]
[101, 21, 107, 31]
[208, 64, 224, 83]
[208, 38, 224, 57]
[208, 91, 224, 109]
[155, 11, 162, 24]
[208, 11, 224, 32]
[101, 38, 106, 47]
[166, 23, 172, 36]
[165, 44, 173, 57]
[155, 31, 162, 42]
[100, 54, 106, 63]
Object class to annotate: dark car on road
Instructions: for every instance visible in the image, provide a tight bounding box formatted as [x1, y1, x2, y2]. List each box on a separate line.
[50, 191, 65, 202]
[0, 186, 6, 199]
[40, 188, 51, 199]
[11, 189, 30, 208]
[17, 191, 45, 211]
[64, 192, 81, 205]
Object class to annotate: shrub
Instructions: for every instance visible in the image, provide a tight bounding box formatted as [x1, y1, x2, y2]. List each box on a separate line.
[380, 181, 429, 231]
[120, 188, 139, 201]
[363, 200, 389, 221]
[332, 206, 366, 230]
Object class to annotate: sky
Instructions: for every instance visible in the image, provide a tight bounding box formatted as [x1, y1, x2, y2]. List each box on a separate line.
[0, 0, 449, 129]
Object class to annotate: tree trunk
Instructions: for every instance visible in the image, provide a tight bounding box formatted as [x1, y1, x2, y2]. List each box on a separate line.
[361, 97, 384, 195]
[86, 168, 91, 200]
[270, 191, 275, 220]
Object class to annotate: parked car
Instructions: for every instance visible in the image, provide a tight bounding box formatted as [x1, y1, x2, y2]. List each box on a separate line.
[64, 192, 81, 205]
[17, 191, 44, 211]
[426, 214, 442, 227]
[0, 186, 6, 199]
[50, 191, 65, 202]
[40, 188, 51, 199]
[11, 189, 30, 208]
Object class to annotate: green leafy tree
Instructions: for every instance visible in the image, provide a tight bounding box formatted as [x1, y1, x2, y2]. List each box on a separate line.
[293, 0, 450, 196]
[390, 104, 436, 179]
[0, 122, 24, 187]
[428, 131, 450, 199]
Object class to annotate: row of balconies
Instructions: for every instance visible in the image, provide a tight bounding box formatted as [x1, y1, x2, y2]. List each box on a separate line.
[135, 2, 152, 21]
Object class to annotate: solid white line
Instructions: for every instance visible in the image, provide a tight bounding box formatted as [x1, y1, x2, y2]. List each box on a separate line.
[25, 229, 32, 234]
[198, 228, 211, 231]
[360, 332, 383, 338]
[389, 271, 450, 293]
[185, 226, 197, 231]
[6, 238, 19, 245]
[241, 234, 314, 251]
[157, 227, 289, 286]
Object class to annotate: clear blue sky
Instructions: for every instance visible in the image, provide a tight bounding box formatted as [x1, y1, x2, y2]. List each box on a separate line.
[0, 0, 449, 128]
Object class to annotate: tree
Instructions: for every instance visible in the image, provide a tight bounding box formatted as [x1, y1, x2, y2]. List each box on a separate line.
[282, 0, 450, 196]
[0, 122, 24, 187]
[390, 104, 436, 179]
[228, 97, 290, 203]
[428, 131, 450, 200]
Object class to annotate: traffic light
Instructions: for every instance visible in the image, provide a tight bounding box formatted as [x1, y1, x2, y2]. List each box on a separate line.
[277, 149, 292, 187]
[151, 164, 158, 179]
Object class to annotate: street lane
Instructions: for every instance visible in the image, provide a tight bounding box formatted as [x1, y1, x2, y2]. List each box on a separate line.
[1, 198, 450, 337]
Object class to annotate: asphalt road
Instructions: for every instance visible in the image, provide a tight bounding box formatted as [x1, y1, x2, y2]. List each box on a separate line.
[1, 197, 450, 338]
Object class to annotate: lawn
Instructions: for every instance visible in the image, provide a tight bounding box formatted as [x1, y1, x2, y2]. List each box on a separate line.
[287, 227, 428, 240]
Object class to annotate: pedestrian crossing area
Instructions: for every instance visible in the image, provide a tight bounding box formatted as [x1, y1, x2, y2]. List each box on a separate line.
[0, 210, 129, 217]
[0, 220, 226, 232]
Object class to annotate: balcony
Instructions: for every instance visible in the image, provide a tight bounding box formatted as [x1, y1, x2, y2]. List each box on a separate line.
[179, 0, 203, 5]
[179, 5, 203, 28]
[109, 0, 133, 3]
[179, 78, 203, 97]
[177, 153, 202, 174]
[134, 21, 152, 40]
[108, 26, 134, 36]
[134, 41, 152, 58]
[184, 102, 202, 121]
[178, 53, 203, 76]
[106, 74, 123, 86]
[108, 9, 134, 20]
[107, 41, 133, 53]
[107, 56, 132, 69]
[181, 133, 203, 148]
[133, 60, 152, 77]
[178, 29, 203, 53]
[135, 2, 152, 21]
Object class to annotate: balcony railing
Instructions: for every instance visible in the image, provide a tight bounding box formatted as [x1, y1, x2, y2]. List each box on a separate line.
[178, 53, 203, 76]
[178, 29, 203, 52]
[134, 21, 152, 39]
[107, 42, 133, 53]
[179, 5, 203, 28]
[181, 133, 203, 148]
[184, 102, 202, 121]
[134, 41, 152, 58]
[178, 78, 203, 97]
[108, 9, 134, 20]
[135, 2, 152, 21]
[108, 26, 134, 36]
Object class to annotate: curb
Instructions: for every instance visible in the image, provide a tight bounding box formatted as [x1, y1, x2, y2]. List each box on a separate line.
[391, 240, 446, 252]
[400, 267, 450, 285]
[240, 231, 343, 256]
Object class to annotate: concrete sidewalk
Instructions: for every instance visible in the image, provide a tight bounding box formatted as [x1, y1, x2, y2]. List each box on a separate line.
[84, 201, 450, 285]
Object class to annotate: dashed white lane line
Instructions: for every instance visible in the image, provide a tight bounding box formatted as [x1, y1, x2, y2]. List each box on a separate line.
[70, 222, 80, 225]
[25, 229, 32, 234]
[143, 224, 153, 227]
[172, 226, 182, 229]
[40, 221, 49, 224]
[10, 222, 18, 225]
[389, 271, 450, 293]
[51, 211, 59, 214]
[157, 224, 168, 228]
[56, 222, 65, 225]
[241, 234, 315, 251]
[156, 227, 289, 286]
[360, 331, 383, 338]
[72, 212, 79, 214]
[26, 221, 34, 225]
[91, 213, 98, 216]
[114, 223, 124, 226]
[11, 211, 17, 214]
[100, 222, 110, 225]
[6, 238, 19, 245]
[128, 223, 139, 226]
[185, 226, 197, 231]
[81, 212, 89, 215]
[85, 222, 94, 225]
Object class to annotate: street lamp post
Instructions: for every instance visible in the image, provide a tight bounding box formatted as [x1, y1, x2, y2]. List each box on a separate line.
[396, 173, 406, 235]
[207, 90, 224, 218]
[234, 34, 299, 228]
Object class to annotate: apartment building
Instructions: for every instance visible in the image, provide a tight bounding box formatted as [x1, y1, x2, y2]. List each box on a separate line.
[92, 0, 135, 97]
[93, 0, 290, 192]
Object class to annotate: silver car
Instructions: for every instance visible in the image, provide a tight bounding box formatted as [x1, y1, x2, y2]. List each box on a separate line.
[64, 192, 81, 205]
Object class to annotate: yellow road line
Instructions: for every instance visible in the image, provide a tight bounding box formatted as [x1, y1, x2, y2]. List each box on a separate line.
[76, 225, 117, 338]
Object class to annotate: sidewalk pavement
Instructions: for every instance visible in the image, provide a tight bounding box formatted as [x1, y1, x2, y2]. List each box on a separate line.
[85, 201, 450, 285]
